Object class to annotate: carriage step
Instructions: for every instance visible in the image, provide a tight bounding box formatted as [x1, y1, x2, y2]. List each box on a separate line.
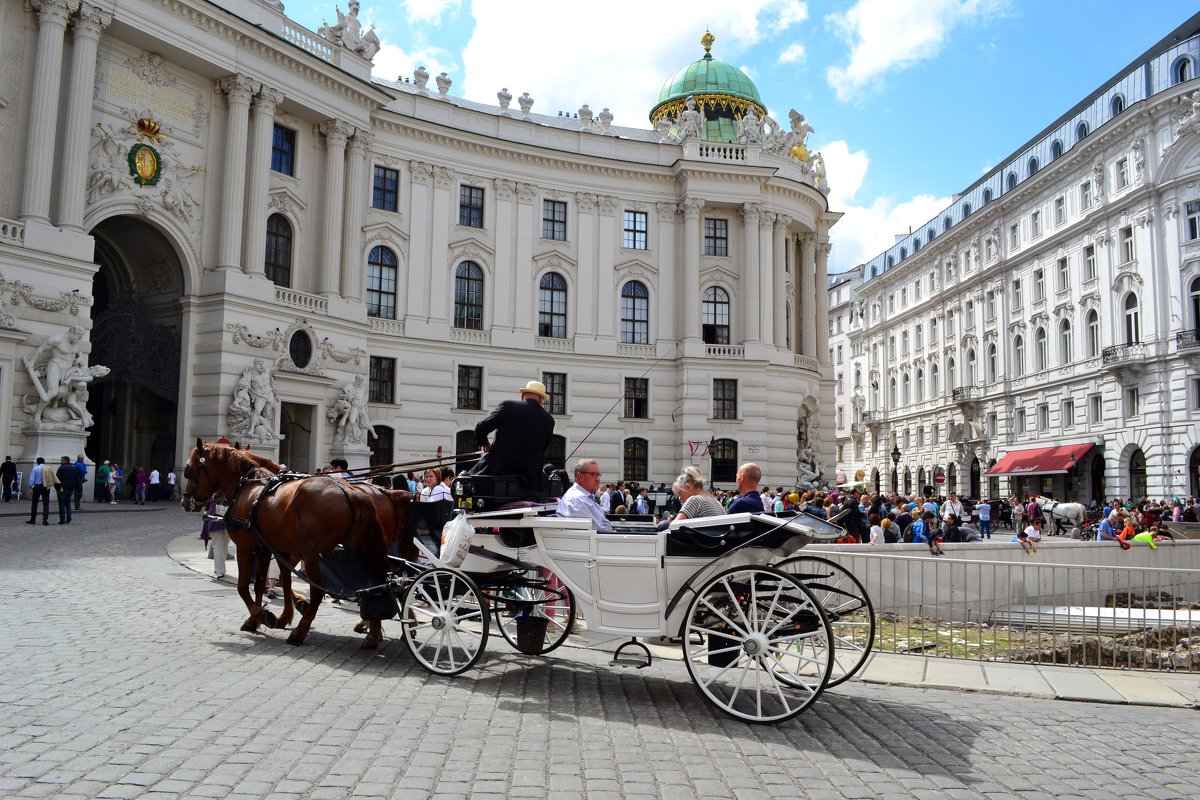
[609, 638, 652, 669]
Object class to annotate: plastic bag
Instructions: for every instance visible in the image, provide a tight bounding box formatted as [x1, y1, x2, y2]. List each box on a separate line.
[440, 511, 474, 568]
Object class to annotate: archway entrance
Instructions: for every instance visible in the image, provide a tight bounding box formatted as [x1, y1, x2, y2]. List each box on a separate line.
[86, 216, 184, 474]
[1190, 447, 1200, 498]
[1128, 448, 1147, 500]
[969, 457, 981, 498]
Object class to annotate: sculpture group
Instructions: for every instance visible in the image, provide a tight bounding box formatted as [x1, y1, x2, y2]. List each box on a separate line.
[21, 325, 110, 429]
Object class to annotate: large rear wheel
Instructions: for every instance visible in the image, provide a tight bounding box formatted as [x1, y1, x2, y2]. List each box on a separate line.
[774, 555, 875, 686]
[401, 568, 489, 676]
[682, 564, 833, 724]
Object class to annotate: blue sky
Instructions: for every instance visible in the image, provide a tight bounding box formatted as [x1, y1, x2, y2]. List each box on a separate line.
[280, 0, 1196, 273]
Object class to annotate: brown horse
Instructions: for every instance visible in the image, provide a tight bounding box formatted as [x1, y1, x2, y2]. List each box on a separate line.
[182, 439, 393, 647]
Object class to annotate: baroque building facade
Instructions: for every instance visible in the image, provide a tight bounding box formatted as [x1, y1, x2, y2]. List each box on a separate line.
[847, 13, 1200, 503]
[0, 0, 835, 485]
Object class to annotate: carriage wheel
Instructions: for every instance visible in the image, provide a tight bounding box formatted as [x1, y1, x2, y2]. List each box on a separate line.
[682, 565, 833, 724]
[773, 555, 875, 687]
[401, 568, 489, 676]
[492, 569, 576, 655]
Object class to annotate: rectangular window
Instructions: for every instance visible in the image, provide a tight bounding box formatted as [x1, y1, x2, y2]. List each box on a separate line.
[1062, 398, 1075, 428]
[542, 371, 566, 416]
[947, 310, 955, 335]
[1187, 201, 1200, 241]
[1084, 245, 1097, 280]
[713, 379, 738, 420]
[986, 413, 997, 437]
[372, 166, 399, 212]
[914, 280, 922, 301]
[1117, 157, 1129, 189]
[703, 218, 728, 256]
[1057, 257, 1069, 291]
[916, 426, 924, 447]
[838, 407, 845, 429]
[1037, 403, 1049, 431]
[623, 210, 648, 249]
[1120, 225, 1134, 264]
[1031, 210, 1042, 237]
[836, 344, 844, 364]
[901, 331, 909, 354]
[888, 336, 896, 360]
[368, 356, 395, 404]
[271, 124, 296, 176]
[1009, 223, 1019, 248]
[888, 294, 895, 313]
[986, 238, 996, 261]
[624, 377, 648, 418]
[459, 185, 485, 228]
[1033, 268, 1044, 301]
[1089, 393, 1103, 423]
[456, 365, 482, 410]
[985, 290, 996, 320]
[542, 199, 567, 240]
[1054, 196, 1066, 226]
[1193, 378, 1200, 411]
[1011, 278, 1022, 309]
[901, 288, 908, 305]
[1124, 386, 1139, 418]
[1081, 180, 1093, 210]
[1015, 408, 1027, 432]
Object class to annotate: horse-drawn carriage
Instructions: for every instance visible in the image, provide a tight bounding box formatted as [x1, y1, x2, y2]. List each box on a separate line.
[183, 441, 874, 725]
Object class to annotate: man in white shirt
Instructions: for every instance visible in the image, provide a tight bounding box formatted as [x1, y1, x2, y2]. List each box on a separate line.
[148, 468, 161, 502]
[556, 459, 612, 532]
[942, 492, 965, 523]
[165, 470, 176, 501]
[26, 457, 50, 525]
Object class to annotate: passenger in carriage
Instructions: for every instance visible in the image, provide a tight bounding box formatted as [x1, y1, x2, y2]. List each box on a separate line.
[556, 459, 613, 532]
[656, 466, 724, 530]
[461, 379, 555, 494]
[725, 462, 765, 515]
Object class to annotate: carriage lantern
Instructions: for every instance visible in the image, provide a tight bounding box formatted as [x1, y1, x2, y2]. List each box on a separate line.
[890, 445, 901, 494]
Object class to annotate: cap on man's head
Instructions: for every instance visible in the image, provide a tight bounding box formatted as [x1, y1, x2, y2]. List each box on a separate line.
[518, 380, 549, 400]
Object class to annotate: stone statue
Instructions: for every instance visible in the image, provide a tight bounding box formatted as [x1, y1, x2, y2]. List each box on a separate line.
[435, 71, 452, 96]
[497, 87, 512, 111]
[320, 1, 380, 60]
[677, 95, 704, 140]
[518, 92, 534, 119]
[229, 358, 280, 440]
[797, 408, 811, 450]
[413, 66, 429, 92]
[327, 375, 375, 444]
[87, 125, 124, 204]
[578, 104, 593, 130]
[788, 110, 814, 148]
[737, 107, 763, 144]
[21, 327, 110, 428]
[796, 446, 824, 490]
[811, 152, 828, 191]
[598, 107, 613, 133]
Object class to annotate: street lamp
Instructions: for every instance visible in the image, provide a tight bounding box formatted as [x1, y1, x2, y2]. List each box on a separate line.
[891, 445, 902, 495]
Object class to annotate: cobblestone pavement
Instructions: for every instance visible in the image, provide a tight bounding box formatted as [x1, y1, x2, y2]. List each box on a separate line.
[2, 508, 1198, 800]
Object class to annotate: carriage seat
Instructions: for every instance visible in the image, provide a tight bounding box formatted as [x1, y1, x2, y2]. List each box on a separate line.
[452, 472, 566, 512]
[665, 513, 813, 557]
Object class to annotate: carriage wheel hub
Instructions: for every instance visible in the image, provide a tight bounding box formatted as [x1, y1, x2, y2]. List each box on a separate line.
[430, 615, 447, 630]
[743, 633, 769, 656]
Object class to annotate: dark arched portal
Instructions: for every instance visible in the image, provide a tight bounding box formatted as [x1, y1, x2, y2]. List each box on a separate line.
[86, 216, 184, 476]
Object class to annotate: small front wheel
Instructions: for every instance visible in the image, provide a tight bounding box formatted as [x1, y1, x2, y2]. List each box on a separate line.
[493, 569, 576, 655]
[401, 568, 489, 676]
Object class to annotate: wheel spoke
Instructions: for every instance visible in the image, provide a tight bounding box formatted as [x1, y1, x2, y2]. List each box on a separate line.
[721, 576, 753, 632]
[699, 596, 750, 638]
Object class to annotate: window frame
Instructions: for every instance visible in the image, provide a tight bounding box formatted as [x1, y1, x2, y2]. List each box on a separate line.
[368, 356, 396, 404]
[624, 377, 649, 419]
[542, 199, 567, 241]
[537, 272, 568, 338]
[713, 378, 738, 420]
[459, 185, 485, 229]
[264, 213, 293, 288]
[702, 286, 731, 345]
[372, 165, 399, 212]
[453, 261, 485, 330]
[623, 210, 648, 250]
[541, 371, 566, 416]
[271, 124, 296, 176]
[703, 217, 728, 256]
[366, 245, 398, 320]
[456, 365, 483, 410]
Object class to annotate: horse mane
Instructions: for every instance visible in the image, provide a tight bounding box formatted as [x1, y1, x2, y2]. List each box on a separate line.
[206, 443, 272, 477]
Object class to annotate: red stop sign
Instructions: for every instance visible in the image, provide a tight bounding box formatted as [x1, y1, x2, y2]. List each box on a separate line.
[935, 472, 946, 485]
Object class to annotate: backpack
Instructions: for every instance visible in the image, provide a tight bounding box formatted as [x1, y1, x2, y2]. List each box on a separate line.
[902, 523, 915, 544]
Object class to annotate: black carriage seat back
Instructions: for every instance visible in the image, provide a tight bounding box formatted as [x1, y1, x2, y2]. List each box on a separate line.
[409, 499, 455, 538]
[665, 513, 834, 557]
[451, 474, 552, 511]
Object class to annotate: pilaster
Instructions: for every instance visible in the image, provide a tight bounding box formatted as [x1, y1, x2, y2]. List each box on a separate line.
[316, 119, 351, 297]
[340, 129, 372, 300]
[242, 86, 283, 275]
[682, 197, 704, 343]
[216, 75, 260, 271]
[56, 2, 111, 230]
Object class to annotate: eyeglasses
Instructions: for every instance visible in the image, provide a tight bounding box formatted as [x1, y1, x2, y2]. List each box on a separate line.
[580, 471, 601, 477]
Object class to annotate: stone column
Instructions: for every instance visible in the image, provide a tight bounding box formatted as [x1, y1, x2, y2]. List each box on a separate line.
[56, 2, 110, 230]
[681, 197, 704, 342]
[596, 196, 617, 340]
[493, 179, 516, 331]
[656, 202, 678, 345]
[816, 240, 831, 363]
[406, 162, 432, 321]
[340, 129, 372, 300]
[576, 193, 598, 337]
[242, 86, 283, 275]
[20, 0, 79, 223]
[740, 203, 761, 344]
[773, 215, 790, 348]
[800, 233, 817, 357]
[428, 166, 453, 321]
[513, 183, 536, 332]
[216, 75, 259, 271]
[316, 119, 351, 297]
[757, 210, 775, 346]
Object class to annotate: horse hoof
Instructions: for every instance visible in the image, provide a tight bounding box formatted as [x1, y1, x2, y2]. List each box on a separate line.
[295, 599, 309, 614]
[353, 620, 369, 634]
[286, 634, 304, 646]
[240, 621, 258, 632]
[259, 609, 280, 629]
[361, 637, 379, 650]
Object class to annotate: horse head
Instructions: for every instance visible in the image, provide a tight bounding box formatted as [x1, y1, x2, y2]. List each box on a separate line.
[181, 437, 212, 512]
[182, 438, 269, 512]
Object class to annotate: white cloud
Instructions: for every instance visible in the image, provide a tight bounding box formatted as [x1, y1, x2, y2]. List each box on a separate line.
[778, 43, 806, 65]
[825, 0, 1006, 102]
[399, 0, 461, 26]
[458, 1, 801, 128]
[776, 1, 809, 29]
[373, 43, 457, 86]
[820, 140, 951, 273]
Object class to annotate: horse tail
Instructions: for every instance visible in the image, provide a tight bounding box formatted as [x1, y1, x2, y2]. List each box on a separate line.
[387, 489, 419, 562]
[348, 490, 388, 579]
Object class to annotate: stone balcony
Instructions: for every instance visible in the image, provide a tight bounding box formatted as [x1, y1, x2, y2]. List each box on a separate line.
[1102, 342, 1146, 384]
[1176, 329, 1200, 351]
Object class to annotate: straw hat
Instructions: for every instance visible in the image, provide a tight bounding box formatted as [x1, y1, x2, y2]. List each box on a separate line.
[518, 380, 549, 400]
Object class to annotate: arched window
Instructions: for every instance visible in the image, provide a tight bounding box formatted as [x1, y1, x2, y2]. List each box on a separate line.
[265, 213, 292, 287]
[1110, 94, 1125, 118]
[620, 280, 649, 344]
[947, 357, 956, 391]
[1051, 140, 1064, 160]
[983, 188, 993, 204]
[902, 372, 911, 405]
[871, 266, 879, 277]
[886, 255, 895, 268]
[1191, 276, 1200, 332]
[987, 343, 997, 382]
[366, 245, 397, 319]
[915, 368, 924, 401]
[900, 247, 908, 260]
[1013, 335, 1025, 376]
[966, 349, 977, 385]
[927, 227, 936, 242]
[943, 215, 952, 232]
[453, 261, 484, 330]
[962, 203, 972, 218]
[710, 438, 738, 484]
[1059, 319, 1073, 365]
[1086, 310, 1100, 358]
[889, 377, 897, 406]
[537, 272, 567, 338]
[1173, 56, 1192, 85]
[931, 362, 940, 396]
[1076, 121, 1089, 142]
[1124, 293, 1140, 344]
[623, 437, 648, 482]
[1006, 172, 1017, 191]
[1028, 157, 1039, 177]
[1035, 327, 1047, 370]
[702, 286, 730, 344]
[854, 368, 862, 389]
[912, 238, 921, 252]
[368, 425, 394, 468]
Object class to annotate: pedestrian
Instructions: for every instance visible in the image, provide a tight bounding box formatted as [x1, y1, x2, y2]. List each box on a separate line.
[977, 498, 992, 539]
[203, 499, 231, 579]
[1, 456, 16, 502]
[26, 457, 51, 525]
[108, 463, 120, 504]
[55, 456, 81, 524]
[95, 460, 110, 503]
[73, 454, 87, 509]
[165, 469, 176, 501]
[148, 467, 161, 502]
[133, 467, 148, 504]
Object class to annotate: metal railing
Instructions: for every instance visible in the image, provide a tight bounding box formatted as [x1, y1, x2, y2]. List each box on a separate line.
[808, 547, 1200, 671]
[1102, 341, 1146, 365]
[1176, 329, 1200, 351]
[951, 386, 981, 402]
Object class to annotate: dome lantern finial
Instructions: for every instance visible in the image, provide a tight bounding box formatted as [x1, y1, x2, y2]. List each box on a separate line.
[701, 30, 715, 59]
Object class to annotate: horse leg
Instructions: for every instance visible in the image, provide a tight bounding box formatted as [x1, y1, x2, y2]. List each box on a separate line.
[361, 620, 383, 650]
[274, 555, 295, 629]
[232, 536, 266, 632]
[286, 556, 323, 646]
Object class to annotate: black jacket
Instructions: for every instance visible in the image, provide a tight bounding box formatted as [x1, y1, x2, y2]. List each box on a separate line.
[467, 398, 555, 490]
[56, 464, 81, 493]
[0, 460, 16, 483]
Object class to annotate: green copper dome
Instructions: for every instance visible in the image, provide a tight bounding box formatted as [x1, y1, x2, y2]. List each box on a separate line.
[650, 32, 765, 143]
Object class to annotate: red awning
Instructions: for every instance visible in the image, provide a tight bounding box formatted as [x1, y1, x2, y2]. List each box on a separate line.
[984, 443, 1095, 476]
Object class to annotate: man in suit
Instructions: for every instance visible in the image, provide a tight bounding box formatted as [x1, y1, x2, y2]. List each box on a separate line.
[1, 456, 17, 502]
[464, 380, 555, 492]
